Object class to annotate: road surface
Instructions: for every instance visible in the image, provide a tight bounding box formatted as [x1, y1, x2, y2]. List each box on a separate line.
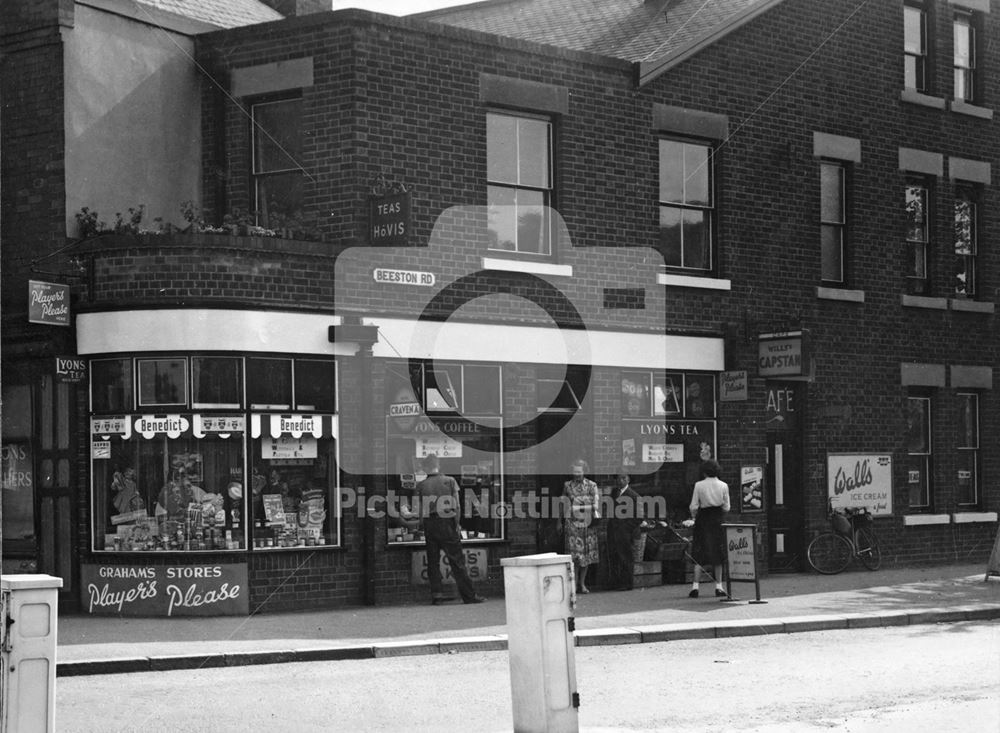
[57, 620, 999, 732]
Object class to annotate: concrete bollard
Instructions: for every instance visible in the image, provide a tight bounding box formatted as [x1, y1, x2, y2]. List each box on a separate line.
[1, 574, 63, 733]
[501, 552, 579, 733]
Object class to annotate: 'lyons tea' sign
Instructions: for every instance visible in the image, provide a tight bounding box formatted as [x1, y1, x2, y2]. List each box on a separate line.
[81, 564, 249, 616]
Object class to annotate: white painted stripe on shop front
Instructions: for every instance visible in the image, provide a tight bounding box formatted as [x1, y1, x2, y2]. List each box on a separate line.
[77, 309, 724, 370]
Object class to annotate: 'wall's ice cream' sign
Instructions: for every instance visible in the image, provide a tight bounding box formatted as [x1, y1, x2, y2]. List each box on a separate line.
[827, 453, 893, 516]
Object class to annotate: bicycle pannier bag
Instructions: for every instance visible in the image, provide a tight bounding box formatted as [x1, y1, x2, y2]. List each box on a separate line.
[832, 512, 851, 535]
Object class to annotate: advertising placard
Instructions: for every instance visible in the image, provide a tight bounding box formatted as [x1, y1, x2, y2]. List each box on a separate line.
[720, 370, 748, 402]
[740, 465, 764, 513]
[758, 332, 806, 377]
[827, 454, 893, 516]
[411, 548, 487, 585]
[28, 280, 70, 326]
[81, 563, 249, 616]
[55, 356, 87, 383]
[369, 191, 410, 246]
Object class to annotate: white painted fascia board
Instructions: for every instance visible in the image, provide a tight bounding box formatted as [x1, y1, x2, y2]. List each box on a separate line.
[638, 0, 787, 86]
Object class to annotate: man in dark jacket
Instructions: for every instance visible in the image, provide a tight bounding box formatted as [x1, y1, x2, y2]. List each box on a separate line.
[606, 468, 644, 590]
[417, 453, 486, 605]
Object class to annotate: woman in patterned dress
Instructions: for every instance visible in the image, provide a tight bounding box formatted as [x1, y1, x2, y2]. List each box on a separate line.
[563, 459, 601, 593]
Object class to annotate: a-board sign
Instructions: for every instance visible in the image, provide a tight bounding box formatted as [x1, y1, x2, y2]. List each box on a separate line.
[722, 523, 766, 603]
[986, 526, 1000, 581]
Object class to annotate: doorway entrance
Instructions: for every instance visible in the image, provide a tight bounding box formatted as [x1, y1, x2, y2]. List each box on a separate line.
[764, 382, 805, 572]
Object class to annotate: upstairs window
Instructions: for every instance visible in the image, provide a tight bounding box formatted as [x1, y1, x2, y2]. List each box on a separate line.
[905, 394, 932, 508]
[953, 188, 977, 297]
[820, 162, 846, 283]
[251, 97, 304, 229]
[904, 3, 928, 93]
[659, 139, 714, 271]
[905, 181, 930, 293]
[487, 112, 553, 255]
[953, 12, 976, 102]
[956, 392, 979, 506]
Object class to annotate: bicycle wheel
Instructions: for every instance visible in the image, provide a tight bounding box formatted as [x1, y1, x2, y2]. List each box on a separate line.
[855, 526, 882, 570]
[807, 532, 853, 574]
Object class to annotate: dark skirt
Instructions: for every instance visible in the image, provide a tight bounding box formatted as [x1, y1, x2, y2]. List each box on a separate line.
[692, 506, 725, 566]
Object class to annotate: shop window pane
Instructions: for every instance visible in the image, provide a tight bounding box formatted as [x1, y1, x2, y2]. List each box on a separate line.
[654, 374, 682, 416]
[192, 357, 243, 408]
[247, 358, 292, 409]
[621, 373, 651, 417]
[250, 435, 339, 548]
[385, 416, 504, 544]
[138, 359, 187, 407]
[462, 365, 500, 415]
[426, 365, 461, 412]
[1, 442, 35, 542]
[2, 384, 32, 439]
[92, 427, 246, 551]
[905, 397, 930, 454]
[294, 360, 336, 412]
[906, 456, 929, 507]
[91, 359, 132, 413]
[684, 374, 716, 418]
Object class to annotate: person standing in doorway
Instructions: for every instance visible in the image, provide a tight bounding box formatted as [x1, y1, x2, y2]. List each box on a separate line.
[564, 459, 600, 594]
[417, 453, 486, 605]
[606, 467, 644, 591]
[688, 459, 730, 598]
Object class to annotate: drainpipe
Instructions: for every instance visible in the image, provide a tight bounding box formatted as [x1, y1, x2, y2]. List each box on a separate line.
[331, 316, 379, 605]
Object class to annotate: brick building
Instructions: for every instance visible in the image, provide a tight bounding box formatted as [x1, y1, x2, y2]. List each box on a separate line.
[2, 0, 997, 614]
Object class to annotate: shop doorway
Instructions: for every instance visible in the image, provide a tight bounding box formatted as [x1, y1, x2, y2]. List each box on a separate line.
[764, 382, 805, 572]
[533, 367, 592, 553]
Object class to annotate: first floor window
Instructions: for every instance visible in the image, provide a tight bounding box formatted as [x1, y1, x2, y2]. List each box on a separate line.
[904, 4, 928, 92]
[953, 11, 976, 102]
[659, 139, 714, 270]
[251, 97, 304, 229]
[954, 190, 977, 296]
[487, 112, 553, 255]
[820, 162, 846, 283]
[956, 392, 979, 506]
[905, 395, 932, 508]
[905, 181, 929, 291]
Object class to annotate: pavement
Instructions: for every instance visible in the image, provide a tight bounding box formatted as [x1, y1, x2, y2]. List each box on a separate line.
[56, 562, 1000, 676]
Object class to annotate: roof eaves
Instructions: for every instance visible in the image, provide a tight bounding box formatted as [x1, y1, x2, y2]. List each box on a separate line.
[637, 0, 787, 87]
[78, 0, 220, 34]
[412, 0, 522, 20]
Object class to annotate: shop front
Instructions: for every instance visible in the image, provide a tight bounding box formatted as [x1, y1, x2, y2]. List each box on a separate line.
[81, 352, 341, 615]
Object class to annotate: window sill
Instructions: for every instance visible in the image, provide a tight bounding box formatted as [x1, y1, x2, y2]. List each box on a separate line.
[481, 256, 572, 278]
[901, 294, 948, 310]
[657, 273, 731, 290]
[816, 286, 864, 303]
[951, 511, 997, 524]
[949, 100, 994, 120]
[900, 89, 946, 110]
[950, 299, 995, 314]
[902, 514, 950, 526]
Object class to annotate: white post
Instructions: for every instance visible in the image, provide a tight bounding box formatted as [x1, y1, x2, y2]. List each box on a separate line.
[501, 552, 579, 733]
[1, 574, 63, 733]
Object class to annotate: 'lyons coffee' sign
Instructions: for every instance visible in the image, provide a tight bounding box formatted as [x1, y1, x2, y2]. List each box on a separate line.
[81, 564, 249, 616]
[827, 454, 893, 517]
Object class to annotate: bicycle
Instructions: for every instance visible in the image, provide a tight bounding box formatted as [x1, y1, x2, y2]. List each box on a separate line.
[807, 506, 882, 574]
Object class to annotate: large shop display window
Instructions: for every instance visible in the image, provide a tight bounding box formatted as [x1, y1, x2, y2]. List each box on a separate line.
[89, 356, 339, 552]
[621, 370, 718, 517]
[384, 361, 505, 544]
